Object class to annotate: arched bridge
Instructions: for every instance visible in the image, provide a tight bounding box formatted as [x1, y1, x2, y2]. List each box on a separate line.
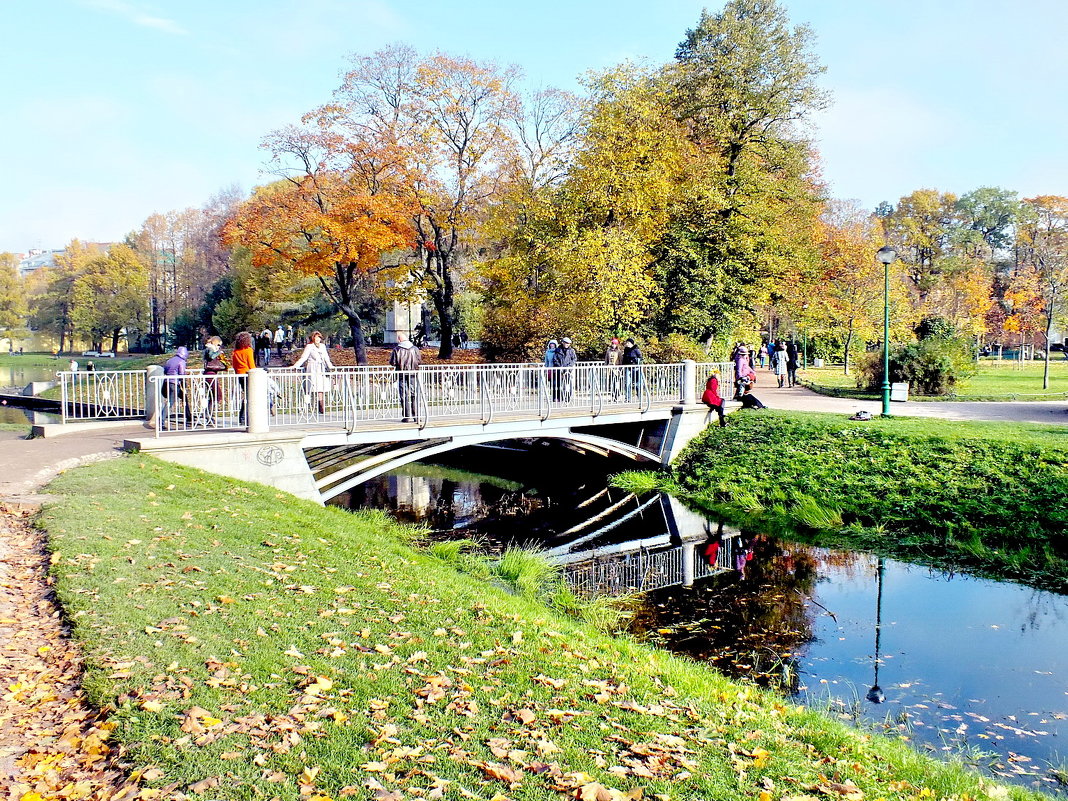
[82, 360, 733, 503]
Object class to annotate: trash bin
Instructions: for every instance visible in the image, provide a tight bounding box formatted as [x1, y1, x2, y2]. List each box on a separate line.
[890, 382, 909, 402]
[813, 358, 824, 368]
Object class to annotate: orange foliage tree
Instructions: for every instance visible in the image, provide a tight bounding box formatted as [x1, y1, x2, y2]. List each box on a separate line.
[315, 45, 521, 359]
[1017, 195, 1068, 387]
[224, 126, 415, 364]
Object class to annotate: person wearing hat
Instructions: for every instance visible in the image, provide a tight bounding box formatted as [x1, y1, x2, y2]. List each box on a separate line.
[162, 346, 191, 428]
[551, 336, 577, 402]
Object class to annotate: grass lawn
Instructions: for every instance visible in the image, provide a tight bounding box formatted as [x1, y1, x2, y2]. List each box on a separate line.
[802, 360, 1068, 399]
[668, 411, 1068, 592]
[39, 456, 1049, 800]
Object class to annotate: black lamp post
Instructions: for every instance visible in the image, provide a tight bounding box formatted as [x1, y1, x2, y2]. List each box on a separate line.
[876, 246, 898, 417]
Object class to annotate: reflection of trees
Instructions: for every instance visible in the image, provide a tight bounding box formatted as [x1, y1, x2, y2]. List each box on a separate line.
[632, 537, 820, 693]
[1017, 587, 1068, 634]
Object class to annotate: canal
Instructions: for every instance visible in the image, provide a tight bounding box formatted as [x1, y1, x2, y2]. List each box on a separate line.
[331, 444, 1068, 795]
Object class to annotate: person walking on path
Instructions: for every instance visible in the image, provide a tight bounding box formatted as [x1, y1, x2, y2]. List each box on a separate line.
[232, 332, 256, 425]
[771, 342, 788, 388]
[551, 336, 578, 402]
[786, 339, 799, 388]
[274, 324, 286, 357]
[292, 331, 334, 415]
[161, 346, 191, 428]
[701, 369, 727, 427]
[390, 333, 422, 422]
[622, 337, 642, 401]
[758, 342, 768, 369]
[256, 328, 273, 368]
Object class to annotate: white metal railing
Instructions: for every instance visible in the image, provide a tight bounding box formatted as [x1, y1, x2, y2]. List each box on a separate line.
[264, 362, 688, 431]
[150, 373, 247, 434]
[60, 360, 706, 433]
[60, 370, 146, 422]
[695, 362, 737, 401]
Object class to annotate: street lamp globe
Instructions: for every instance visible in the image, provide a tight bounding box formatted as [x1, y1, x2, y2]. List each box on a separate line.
[876, 246, 898, 266]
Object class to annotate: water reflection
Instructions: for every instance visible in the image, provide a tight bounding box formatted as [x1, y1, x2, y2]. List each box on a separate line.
[334, 451, 1068, 792]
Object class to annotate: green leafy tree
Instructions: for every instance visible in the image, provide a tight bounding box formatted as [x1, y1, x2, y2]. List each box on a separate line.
[70, 244, 149, 353]
[0, 253, 26, 346]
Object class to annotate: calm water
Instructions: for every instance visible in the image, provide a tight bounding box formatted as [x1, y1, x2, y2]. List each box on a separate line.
[0, 363, 62, 389]
[333, 448, 1068, 793]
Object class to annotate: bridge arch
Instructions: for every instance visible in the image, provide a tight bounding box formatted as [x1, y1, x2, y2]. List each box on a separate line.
[315, 430, 663, 502]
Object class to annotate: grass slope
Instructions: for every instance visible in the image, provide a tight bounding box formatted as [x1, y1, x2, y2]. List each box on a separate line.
[802, 362, 1068, 401]
[42, 456, 1047, 800]
[670, 412, 1068, 591]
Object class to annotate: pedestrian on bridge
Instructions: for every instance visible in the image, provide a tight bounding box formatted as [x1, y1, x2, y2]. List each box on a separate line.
[544, 339, 558, 367]
[701, 369, 727, 427]
[605, 337, 623, 400]
[232, 332, 256, 425]
[551, 336, 577, 402]
[622, 338, 642, 401]
[162, 346, 191, 428]
[390, 333, 422, 422]
[292, 331, 334, 415]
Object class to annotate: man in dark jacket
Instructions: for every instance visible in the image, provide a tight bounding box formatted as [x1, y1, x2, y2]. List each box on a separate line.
[551, 336, 578, 402]
[390, 335, 422, 422]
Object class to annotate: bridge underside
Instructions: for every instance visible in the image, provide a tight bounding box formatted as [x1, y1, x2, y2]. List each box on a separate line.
[308, 418, 674, 502]
[126, 406, 710, 504]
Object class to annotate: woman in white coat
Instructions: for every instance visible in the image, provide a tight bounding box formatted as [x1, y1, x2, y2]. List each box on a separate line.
[292, 331, 334, 413]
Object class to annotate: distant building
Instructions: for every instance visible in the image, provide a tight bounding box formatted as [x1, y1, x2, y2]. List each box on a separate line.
[16, 243, 115, 277]
[17, 248, 61, 276]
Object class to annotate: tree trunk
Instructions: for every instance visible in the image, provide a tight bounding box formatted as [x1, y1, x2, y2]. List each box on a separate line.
[843, 324, 854, 376]
[111, 328, 121, 355]
[348, 318, 367, 365]
[1043, 306, 1054, 390]
[431, 252, 455, 360]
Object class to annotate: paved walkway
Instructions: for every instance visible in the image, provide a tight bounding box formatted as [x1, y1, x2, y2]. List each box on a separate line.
[755, 383, 1068, 426]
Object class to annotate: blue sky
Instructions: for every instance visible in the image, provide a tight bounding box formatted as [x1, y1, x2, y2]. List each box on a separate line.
[4, 0, 1068, 253]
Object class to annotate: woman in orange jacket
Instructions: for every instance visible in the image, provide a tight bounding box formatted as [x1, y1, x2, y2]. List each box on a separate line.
[232, 331, 256, 424]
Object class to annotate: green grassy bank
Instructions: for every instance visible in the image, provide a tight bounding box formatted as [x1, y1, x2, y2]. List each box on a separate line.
[667, 412, 1068, 591]
[40, 456, 1046, 800]
[801, 362, 1068, 401]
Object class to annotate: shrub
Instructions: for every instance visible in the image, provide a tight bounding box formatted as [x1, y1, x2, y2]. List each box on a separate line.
[857, 335, 976, 396]
[644, 333, 707, 363]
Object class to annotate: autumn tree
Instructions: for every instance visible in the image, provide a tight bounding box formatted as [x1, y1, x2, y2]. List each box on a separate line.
[814, 202, 895, 374]
[1016, 196, 1068, 388]
[69, 244, 149, 353]
[27, 241, 104, 353]
[0, 253, 26, 345]
[882, 189, 959, 304]
[319, 45, 520, 359]
[224, 126, 416, 363]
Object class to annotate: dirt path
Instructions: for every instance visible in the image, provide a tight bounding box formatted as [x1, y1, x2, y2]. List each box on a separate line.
[0, 426, 164, 800]
[0, 501, 149, 800]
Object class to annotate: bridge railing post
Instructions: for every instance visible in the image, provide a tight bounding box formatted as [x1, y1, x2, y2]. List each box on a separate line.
[145, 365, 163, 425]
[681, 360, 697, 405]
[247, 368, 269, 433]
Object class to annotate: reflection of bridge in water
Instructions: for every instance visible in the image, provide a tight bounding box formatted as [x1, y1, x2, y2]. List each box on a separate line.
[365, 465, 741, 596]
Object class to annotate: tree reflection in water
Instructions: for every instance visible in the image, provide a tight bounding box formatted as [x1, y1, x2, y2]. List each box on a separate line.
[632, 534, 820, 693]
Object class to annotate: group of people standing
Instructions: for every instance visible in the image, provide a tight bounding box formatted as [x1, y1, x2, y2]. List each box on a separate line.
[734, 339, 801, 389]
[542, 336, 643, 403]
[254, 325, 296, 368]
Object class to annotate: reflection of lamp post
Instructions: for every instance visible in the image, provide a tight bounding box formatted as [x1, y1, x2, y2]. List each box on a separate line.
[876, 246, 898, 417]
[866, 557, 886, 704]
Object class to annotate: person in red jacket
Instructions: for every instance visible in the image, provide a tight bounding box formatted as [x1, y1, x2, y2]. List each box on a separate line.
[701, 369, 727, 427]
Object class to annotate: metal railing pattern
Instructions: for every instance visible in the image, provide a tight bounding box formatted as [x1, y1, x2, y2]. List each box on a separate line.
[267, 362, 688, 431]
[60, 370, 146, 422]
[150, 373, 247, 434]
[695, 362, 737, 401]
[563, 534, 738, 595]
